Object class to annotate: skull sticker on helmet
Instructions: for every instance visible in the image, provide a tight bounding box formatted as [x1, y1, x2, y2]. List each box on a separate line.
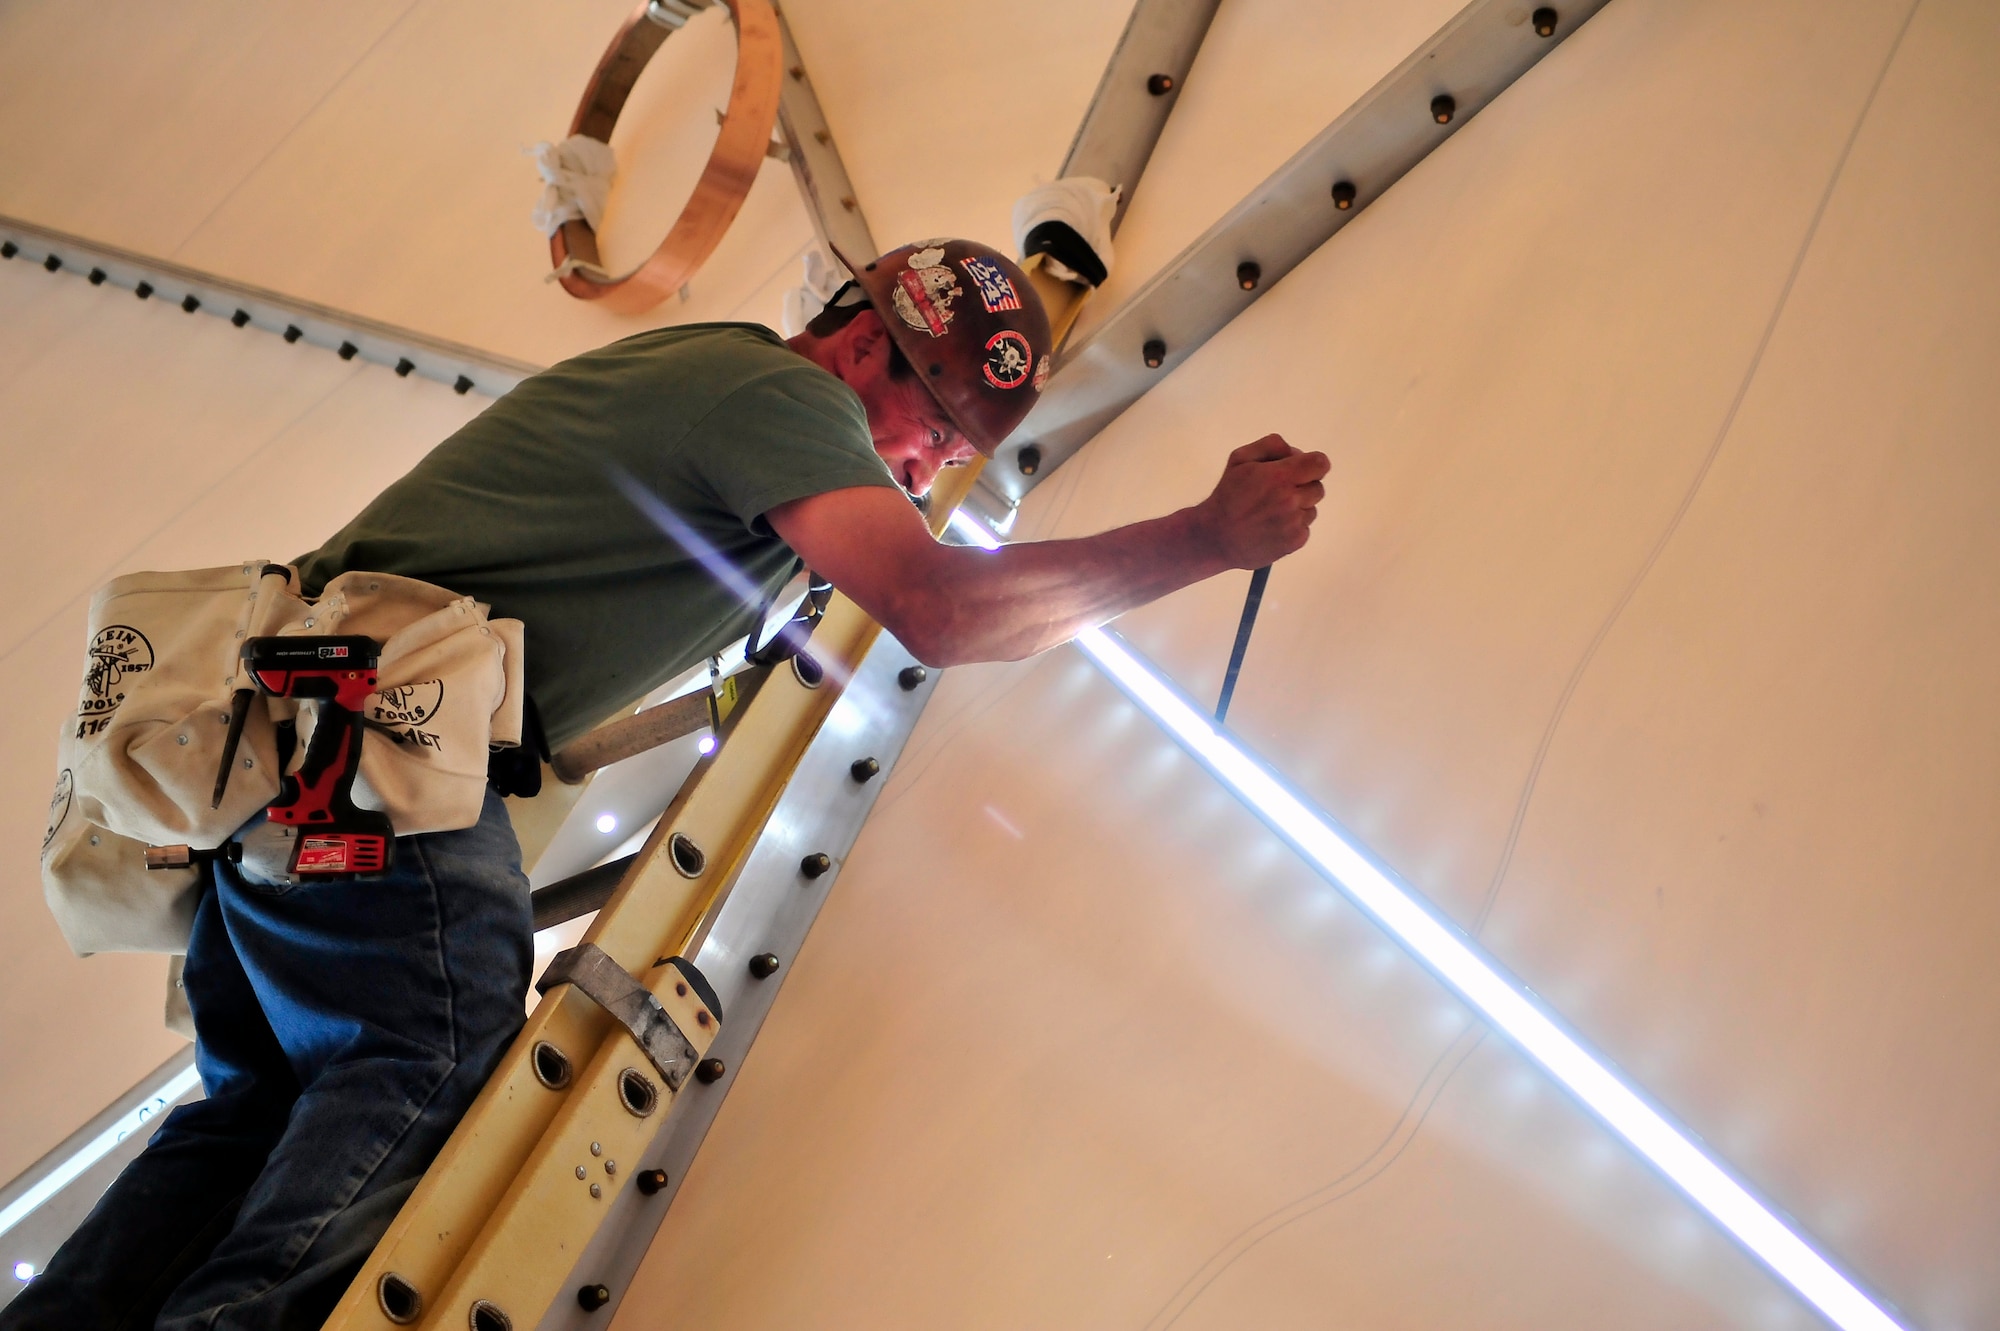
[983, 330, 1034, 389]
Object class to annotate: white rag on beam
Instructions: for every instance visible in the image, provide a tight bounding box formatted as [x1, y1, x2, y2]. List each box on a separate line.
[528, 135, 619, 237]
[1011, 176, 1120, 286]
[779, 247, 853, 338]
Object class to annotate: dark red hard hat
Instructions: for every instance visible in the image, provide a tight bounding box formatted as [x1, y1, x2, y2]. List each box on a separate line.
[837, 238, 1053, 454]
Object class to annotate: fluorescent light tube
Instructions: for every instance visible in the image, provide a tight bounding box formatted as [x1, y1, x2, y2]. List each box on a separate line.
[1073, 625, 1903, 1331]
[946, 509, 1003, 550]
[0, 1063, 203, 1240]
[949, 509, 1905, 1331]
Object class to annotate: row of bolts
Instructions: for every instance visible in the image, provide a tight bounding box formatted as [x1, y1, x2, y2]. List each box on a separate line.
[0, 239, 479, 395]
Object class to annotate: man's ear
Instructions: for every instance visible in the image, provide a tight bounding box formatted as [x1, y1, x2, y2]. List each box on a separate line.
[842, 308, 890, 376]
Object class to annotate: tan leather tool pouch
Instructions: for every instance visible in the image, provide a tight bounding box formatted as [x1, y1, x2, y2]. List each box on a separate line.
[295, 571, 523, 837]
[41, 562, 526, 960]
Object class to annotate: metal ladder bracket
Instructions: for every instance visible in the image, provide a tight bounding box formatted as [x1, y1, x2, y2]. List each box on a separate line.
[536, 945, 715, 1091]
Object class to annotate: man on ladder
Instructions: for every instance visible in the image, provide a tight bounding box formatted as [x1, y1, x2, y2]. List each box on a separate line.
[9, 238, 1327, 1331]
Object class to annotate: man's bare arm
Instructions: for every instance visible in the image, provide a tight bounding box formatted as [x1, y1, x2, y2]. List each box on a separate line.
[766, 435, 1328, 667]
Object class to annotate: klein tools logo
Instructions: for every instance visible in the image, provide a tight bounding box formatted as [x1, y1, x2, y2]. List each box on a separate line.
[43, 769, 72, 853]
[371, 680, 446, 751]
[78, 625, 154, 737]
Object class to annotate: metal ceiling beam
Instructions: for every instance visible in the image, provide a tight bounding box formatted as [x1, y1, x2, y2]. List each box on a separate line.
[0, 1050, 201, 1310]
[0, 216, 537, 399]
[1060, 0, 1226, 230]
[973, 0, 1612, 517]
[770, 4, 878, 260]
[771, 0, 1221, 268]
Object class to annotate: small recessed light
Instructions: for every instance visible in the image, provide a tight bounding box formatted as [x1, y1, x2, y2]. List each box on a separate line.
[595, 813, 618, 834]
[697, 735, 716, 755]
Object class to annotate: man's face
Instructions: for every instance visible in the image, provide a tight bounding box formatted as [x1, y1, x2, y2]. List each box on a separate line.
[823, 309, 980, 496]
[859, 369, 978, 497]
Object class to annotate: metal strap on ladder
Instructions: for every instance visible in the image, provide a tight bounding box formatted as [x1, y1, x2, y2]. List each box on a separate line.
[534, 946, 714, 1091]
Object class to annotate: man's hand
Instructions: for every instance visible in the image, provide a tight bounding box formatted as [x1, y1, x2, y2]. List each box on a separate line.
[1189, 434, 1329, 569]
[765, 434, 1331, 668]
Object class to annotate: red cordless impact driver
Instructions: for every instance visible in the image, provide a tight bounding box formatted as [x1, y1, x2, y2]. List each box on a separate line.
[229, 634, 392, 877]
[147, 634, 393, 879]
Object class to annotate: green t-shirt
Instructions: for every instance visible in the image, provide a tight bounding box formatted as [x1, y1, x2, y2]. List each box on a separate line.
[297, 324, 899, 749]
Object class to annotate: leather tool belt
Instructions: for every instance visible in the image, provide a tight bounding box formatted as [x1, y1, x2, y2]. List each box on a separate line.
[41, 560, 527, 959]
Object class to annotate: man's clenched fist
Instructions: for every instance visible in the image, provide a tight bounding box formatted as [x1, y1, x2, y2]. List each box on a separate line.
[1192, 433, 1329, 569]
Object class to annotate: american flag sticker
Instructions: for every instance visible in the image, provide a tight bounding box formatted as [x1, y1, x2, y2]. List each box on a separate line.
[959, 256, 1021, 313]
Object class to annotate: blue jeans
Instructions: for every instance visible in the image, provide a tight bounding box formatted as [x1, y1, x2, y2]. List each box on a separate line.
[3, 790, 531, 1331]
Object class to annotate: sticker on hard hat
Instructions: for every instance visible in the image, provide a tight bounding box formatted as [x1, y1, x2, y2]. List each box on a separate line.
[983, 330, 1034, 389]
[1033, 355, 1051, 392]
[959, 256, 1021, 313]
[893, 251, 961, 338]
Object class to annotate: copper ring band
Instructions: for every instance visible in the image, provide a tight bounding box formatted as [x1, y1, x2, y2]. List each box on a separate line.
[550, 0, 783, 314]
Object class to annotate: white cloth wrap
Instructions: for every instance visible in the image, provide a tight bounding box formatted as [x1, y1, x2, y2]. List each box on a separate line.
[529, 134, 619, 237]
[778, 247, 854, 338]
[1011, 176, 1121, 285]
